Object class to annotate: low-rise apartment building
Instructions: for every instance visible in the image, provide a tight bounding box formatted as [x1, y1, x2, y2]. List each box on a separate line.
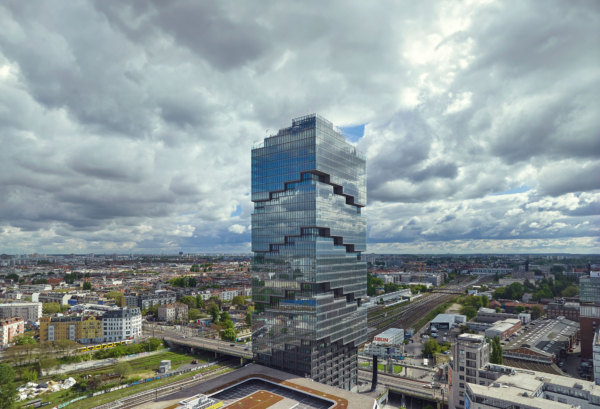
[470, 268, 512, 275]
[38, 292, 73, 305]
[0, 302, 43, 322]
[124, 291, 176, 310]
[158, 303, 189, 322]
[40, 315, 83, 342]
[0, 317, 24, 346]
[102, 307, 142, 342]
[217, 290, 238, 301]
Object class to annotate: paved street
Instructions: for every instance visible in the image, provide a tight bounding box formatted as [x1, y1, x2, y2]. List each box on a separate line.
[144, 324, 252, 358]
[358, 371, 448, 402]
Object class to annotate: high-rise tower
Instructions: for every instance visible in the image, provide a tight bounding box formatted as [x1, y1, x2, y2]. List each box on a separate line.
[251, 114, 367, 390]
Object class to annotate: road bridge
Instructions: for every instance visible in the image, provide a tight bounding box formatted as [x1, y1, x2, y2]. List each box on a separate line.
[164, 336, 253, 364]
[358, 371, 448, 407]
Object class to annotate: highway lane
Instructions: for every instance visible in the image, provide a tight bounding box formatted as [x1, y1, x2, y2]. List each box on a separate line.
[146, 325, 252, 358]
[358, 371, 448, 402]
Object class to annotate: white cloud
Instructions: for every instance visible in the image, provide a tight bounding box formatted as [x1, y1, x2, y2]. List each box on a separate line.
[228, 224, 247, 234]
[0, 0, 597, 254]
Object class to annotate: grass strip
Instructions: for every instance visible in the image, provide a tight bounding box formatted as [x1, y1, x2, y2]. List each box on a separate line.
[22, 365, 234, 409]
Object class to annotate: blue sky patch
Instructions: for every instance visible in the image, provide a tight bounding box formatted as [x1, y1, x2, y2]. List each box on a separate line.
[230, 204, 242, 217]
[339, 124, 366, 142]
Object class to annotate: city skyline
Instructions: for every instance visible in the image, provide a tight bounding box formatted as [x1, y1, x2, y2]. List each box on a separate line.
[0, 1, 599, 255]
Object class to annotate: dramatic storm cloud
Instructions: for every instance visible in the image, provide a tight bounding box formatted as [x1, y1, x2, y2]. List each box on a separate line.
[0, 0, 598, 254]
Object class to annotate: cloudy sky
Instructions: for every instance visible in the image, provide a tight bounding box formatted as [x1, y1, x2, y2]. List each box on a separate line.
[1, 0, 599, 255]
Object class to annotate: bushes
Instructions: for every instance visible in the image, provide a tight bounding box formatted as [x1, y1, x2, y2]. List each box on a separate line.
[92, 338, 164, 360]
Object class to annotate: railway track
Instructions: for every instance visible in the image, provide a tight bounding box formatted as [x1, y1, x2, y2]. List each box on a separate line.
[365, 277, 482, 340]
[92, 361, 238, 409]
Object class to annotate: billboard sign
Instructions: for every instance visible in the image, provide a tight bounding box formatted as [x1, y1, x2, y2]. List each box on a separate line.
[373, 336, 389, 343]
[448, 367, 452, 396]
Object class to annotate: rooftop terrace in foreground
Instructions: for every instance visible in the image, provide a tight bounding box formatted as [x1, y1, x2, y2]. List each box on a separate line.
[144, 364, 377, 409]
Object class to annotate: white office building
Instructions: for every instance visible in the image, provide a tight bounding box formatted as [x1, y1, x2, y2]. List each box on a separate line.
[373, 328, 404, 345]
[102, 307, 142, 342]
[466, 370, 600, 409]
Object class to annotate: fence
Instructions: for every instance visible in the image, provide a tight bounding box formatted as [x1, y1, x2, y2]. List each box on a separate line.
[51, 361, 219, 409]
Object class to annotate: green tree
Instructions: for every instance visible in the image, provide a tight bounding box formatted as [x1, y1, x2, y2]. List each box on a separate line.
[148, 337, 163, 351]
[83, 281, 93, 291]
[245, 312, 252, 326]
[22, 369, 37, 382]
[209, 304, 220, 322]
[367, 273, 383, 296]
[530, 305, 543, 319]
[220, 311, 231, 322]
[222, 320, 234, 329]
[195, 295, 204, 309]
[42, 303, 62, 314]
[179, 296, 197, 309]
[147, 304, 159, 316]
[115, 362, 132, 380]
[514, 306, 525, 313]
[459, 306, 477, 320]
[481, 295, 490, 308]
[562, 286, 579, 297]
[39, 359, 58, 376]
[14, 335, 37, 346]
[190, 264, 200, 272]
[422, 339, 441, 357]
[231, 296, 245, 306]
[188, 308, 201, 321]
[0, 363, 17, 409]
[104, 291, 123, 305]
[490, 336, 503, 364]
[221, 329, 237, 342]
[6, 273, 19, 281]
[495, 307, 502, 313]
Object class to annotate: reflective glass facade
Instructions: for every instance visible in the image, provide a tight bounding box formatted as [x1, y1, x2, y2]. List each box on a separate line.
[251, 114, 367, 391]
[580, 274, 600, 303]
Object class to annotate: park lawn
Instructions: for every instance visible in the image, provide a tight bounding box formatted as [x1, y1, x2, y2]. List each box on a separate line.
[30, 350, 214, 384]
[19, 364, 234, 409]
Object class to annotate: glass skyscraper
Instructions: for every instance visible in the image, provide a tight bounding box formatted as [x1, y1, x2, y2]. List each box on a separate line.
[251, 114, 367, 390]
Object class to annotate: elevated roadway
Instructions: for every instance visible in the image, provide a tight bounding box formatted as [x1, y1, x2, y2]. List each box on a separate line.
[358, 370, 448, 404]
[163, 335, 253, 360]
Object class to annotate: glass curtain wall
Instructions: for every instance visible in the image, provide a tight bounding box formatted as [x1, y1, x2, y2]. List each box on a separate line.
[251, 114, 367, 390]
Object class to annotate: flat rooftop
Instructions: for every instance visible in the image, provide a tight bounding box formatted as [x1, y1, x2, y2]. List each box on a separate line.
[503, 317, 579, 356]
[144, 364, 376, 409]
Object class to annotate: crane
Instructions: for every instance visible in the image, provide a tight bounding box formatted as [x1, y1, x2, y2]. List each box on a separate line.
[418, 262, 426, 283]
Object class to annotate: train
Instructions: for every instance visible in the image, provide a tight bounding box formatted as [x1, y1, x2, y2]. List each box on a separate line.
[76, 340, 132, 353]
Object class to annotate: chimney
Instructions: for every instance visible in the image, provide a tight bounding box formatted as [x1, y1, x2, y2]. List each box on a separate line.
[372, 355, 378, 391]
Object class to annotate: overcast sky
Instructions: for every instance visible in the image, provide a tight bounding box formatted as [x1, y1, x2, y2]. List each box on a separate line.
[0, 0, 599, 255]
